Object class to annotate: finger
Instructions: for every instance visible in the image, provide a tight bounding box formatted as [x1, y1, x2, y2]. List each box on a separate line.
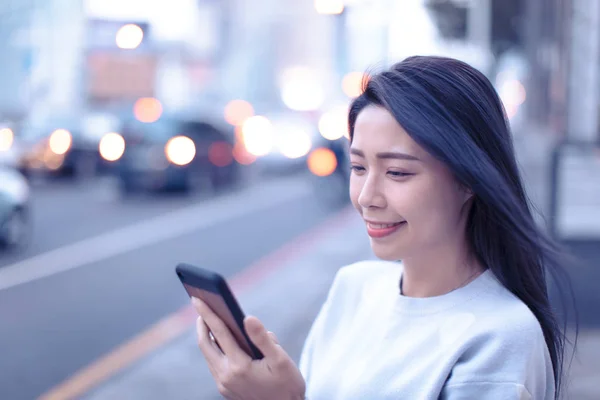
[192, 297, 250, 363]
[244, 316, 284, 360]
[267, 331, 279, 345]
[196, 316, 223, 366]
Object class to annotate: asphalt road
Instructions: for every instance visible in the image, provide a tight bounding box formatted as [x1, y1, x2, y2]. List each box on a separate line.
[0, 174, 341, 400]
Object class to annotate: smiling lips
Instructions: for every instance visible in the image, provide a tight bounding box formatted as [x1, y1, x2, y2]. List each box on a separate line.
[366, 221, 406, 238]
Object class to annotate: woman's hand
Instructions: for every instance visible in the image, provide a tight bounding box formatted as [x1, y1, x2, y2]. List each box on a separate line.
[191, 297, 306, 400]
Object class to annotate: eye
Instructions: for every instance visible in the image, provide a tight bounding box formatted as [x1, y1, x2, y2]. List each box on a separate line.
[387, 171, 413, 178]
[350, 165, 366, 174]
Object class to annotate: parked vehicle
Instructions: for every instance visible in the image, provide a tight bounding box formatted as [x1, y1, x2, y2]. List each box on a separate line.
[18, 116, 102, 179]
[0, 166, 31, 250]
[0, 122, 24, 171]
[112, 116, 240, 194]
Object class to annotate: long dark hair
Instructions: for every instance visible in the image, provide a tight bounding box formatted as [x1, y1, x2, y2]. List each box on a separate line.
[348, 56, 576, 397]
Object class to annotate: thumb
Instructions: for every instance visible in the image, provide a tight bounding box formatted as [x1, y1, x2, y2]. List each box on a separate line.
[244, 316, 281, 360]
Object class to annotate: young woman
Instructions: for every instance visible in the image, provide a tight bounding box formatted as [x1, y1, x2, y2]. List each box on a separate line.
[191, 56, 574, 399]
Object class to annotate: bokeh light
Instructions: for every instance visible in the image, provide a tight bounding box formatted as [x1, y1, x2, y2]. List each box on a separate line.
[314, 0, 344, 14]
[165, 136, 196, 166]
[49, 129, 72, 155]
[342, 71, 368, 98]
[224, 100, 254, 126]
[280, 67, 325, 111]
[242, 116, 275, 156]
[319, 106, 349, 140]
[0, 128, 14, 151]
[134, 98, 163, 123]
[99, 133, 126, 161]
[116, 24, 144, 50]
[208, 141, 234, 167]
[307, 147, 337, 177]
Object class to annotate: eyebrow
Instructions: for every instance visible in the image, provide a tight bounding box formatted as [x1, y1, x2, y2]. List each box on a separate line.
[350, 148, 421, 161]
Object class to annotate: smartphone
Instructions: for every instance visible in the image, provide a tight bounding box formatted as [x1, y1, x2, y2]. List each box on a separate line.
[175, 263, 263, 360]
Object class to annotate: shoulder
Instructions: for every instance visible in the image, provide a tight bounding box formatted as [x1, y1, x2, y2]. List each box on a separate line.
[475, 277, 547, 346]
[448, 277, 555, 394]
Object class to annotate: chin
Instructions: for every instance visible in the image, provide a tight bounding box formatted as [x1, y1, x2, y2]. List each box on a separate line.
[370, 240, 405, 261]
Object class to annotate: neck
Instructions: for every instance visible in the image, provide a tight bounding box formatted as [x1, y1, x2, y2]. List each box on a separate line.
[400, 240, 483, 298]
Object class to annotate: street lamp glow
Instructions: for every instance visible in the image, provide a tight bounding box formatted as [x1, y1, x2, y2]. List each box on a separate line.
[116, 24, 144, 50]
[134, 97, 163, 123]
[280, 67, 325, 111]
[0, 128, 14, 151]
[319, 106, 349, 140]
[277, 126, 312, 159]
[224, 100, 254, 126]
[342, 71, 368, 98]
[242, 116, 275, 156]
[315, 0, 344, 14]
[307, 147, 338, 177]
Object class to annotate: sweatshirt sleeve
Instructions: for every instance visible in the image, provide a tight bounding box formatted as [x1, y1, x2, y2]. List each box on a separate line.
[440, 308, 556, 400]
[441, 381, 533, 399]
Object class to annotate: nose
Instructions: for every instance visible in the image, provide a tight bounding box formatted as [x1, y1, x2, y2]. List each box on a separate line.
[357, 173, 386, 210]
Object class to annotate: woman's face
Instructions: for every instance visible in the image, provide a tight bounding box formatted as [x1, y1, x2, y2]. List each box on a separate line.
[349, 106, 472, 261]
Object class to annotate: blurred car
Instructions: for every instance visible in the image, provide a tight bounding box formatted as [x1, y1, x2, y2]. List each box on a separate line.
[0, 122, 24, 170]
[18, 116, 102, 179]
[111, 116, 241, 194]
[0, 166, 31, 250]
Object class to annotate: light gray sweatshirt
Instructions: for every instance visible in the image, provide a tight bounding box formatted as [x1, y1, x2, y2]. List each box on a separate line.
[299, 260, 555, 399]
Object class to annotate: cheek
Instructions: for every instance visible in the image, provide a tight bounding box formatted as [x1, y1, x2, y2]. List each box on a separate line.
[387, 182, 431, 223]
[392, 178, 462, 236]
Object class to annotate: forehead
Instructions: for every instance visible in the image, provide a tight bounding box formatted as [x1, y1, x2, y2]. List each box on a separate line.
[352, 106, 426, 158]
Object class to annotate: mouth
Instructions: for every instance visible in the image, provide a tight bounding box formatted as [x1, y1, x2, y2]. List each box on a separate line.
[365, 221, 406, 238]
[366, 222, 404, 229]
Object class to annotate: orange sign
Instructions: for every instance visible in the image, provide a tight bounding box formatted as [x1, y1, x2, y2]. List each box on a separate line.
[87, 52, 157, 101]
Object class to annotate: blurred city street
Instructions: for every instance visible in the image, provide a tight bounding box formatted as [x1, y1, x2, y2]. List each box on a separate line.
[0, 127, 591, 400]
[0, 173, 344, 399]
[1, 0, 599, 399]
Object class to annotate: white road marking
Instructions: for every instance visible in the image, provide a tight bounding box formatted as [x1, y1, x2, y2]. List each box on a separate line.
[0, 177, 313, 291]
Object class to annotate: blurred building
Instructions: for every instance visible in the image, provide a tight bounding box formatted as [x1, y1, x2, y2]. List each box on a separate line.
[0, 0, 86, 127]
[0, 0, 35, 122]
[84, 0, 225, 118]
[215, 0, 340, 113]
[564, 0, 599, 141]
[424, 0, 600, 142]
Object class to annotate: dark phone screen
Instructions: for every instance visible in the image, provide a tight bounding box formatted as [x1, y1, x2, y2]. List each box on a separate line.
[184, 283, 254, 356]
